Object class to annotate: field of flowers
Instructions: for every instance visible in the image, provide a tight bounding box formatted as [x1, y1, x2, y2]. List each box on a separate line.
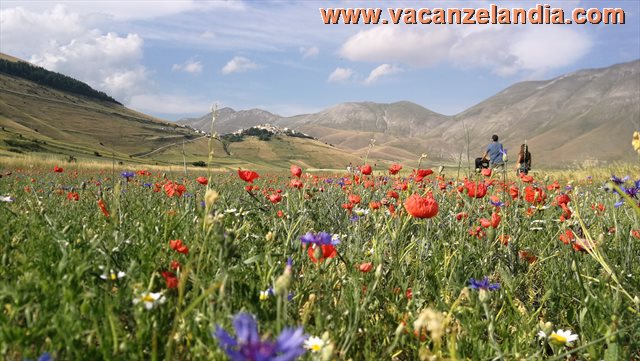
[1, 162, 639, 360]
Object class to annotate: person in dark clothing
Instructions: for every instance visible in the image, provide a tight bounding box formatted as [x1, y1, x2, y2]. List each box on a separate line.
[516, 144, 532, 175]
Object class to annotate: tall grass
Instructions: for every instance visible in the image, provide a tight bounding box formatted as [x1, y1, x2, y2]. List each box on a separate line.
[0, 162, 638, 360]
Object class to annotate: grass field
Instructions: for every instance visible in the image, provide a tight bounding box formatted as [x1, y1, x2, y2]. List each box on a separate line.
[0, 160, 639, 360]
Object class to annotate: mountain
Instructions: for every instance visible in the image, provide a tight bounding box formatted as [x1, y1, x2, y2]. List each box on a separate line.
[0, 53, 363, 169]
[177, 107, 281, 135]
[180, 60, 640, 166]
[444, 59, 640, 166]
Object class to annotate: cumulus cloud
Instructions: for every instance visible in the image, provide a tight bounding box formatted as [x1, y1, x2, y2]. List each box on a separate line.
[221, 56, 258, 74]
[172, 59, 203, 74]
[340, 25, 592, 76]
[327, 67, 354, 83]
[299, 46, 319, 58]
[1, 5, 149, 102]
[365, 64, 402, 84]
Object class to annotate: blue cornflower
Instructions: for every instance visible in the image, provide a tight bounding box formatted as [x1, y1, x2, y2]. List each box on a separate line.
[489, 199, 504, 207]
[623, 186, 638, 198]
[143, 183, 152, 187]
[121, 171, 135, 180]
[469, 277, 500, 291]
[25, 352, 52, 361]
[214, 313, 307, 361]
[350, 215, 360, 222]
[300, 231, 340, 246]
[324, 178, 333, 184]
[610, 175, 629, 185]
[614, 200, 625, 208]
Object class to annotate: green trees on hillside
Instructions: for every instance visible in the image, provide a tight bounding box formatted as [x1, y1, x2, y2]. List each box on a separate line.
[0, 59, 121, 105]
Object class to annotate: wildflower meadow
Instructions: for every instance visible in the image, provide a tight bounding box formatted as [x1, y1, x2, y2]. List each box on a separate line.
[1, 161, 639, 360]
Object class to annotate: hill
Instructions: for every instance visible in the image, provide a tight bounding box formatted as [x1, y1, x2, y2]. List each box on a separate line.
[181, 60, 640, 167]
[0, 53, 364, 170]
[444, 59, 640, 166]
[177, 107, 281, 135]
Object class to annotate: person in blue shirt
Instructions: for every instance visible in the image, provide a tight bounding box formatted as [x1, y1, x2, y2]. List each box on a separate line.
[482, 134, 504, 168]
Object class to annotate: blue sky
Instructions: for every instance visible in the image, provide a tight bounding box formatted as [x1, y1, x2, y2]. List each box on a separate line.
[1, 1, 638, 120]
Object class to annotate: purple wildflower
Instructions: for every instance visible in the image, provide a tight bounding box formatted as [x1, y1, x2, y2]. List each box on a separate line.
[300, 232, 340, 246]
[610, 175, 628, 185]
[489, 199, 504, 207]
[121, 171, 135, 180]
[469, 277, 500, 291]
[214, 313, 307, 361]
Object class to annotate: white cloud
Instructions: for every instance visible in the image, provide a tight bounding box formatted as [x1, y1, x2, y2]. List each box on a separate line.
[300, 46, 319, 58]
[340, 24, 592, 76]
[341, 27, 454, 68]
[221, 56, 258, 74]
[172, 59, 203, 74]
[1, 5, 149, 102]
[327, 67, 354, 83]
[365, 64, 402, 84]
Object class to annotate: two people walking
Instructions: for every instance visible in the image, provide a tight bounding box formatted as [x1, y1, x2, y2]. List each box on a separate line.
[475, 134, 532, 175]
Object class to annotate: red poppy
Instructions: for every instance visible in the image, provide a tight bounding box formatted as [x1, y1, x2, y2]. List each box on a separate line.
[359, 262, 373, 273]
[498, 234, 511, 246]
[455, 212, 468, 221]
[404, 193, 439, 219]
[289, 179, 303, 189]
[386, 190, 399, 199]
[559, 230, 574, 245]
[555, 194, 570, 207]
[518, 249, 537, 264]
[591, 203, 605, 215]
[481, 168, 492, 177]
[560, 204, 572, 221]
[268, 193, 282, 204]
[491, 212, 501, 228]
[341, 203, 354, 212]
[348, 194, 361, 204]
[389, 164, 402, 175]
[53, 166, 64, 173]
[547, 181, 560, 190]
[307, 244, 337, 263]
[405, 288, 413, 299]
[238, 169, 260, 183]
[137, 170, 151, 176]
[169, 239, 189, 254]
[196, 176, 208, 185]
[161, 271, 179, 289]
[480, 218, 492, 228]
[572, 238, 595, 252]
[369, 201, 381, 210]
[97, 199, 110, 217]
[524, 186, 546, 204]
[414, 169, 433, 182]
[520, 174, 534, 183]
[360, 164, 372, 175]
[465, 181, 487, 198]
[164, 181, 186, 197]
[66, 192, 80, 201]
[509, 185, 519, 200]
[290, 164, 302, 178]
[170, 260, 182, 270]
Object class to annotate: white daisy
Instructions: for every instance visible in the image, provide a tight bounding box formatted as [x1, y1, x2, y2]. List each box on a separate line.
[304, 335, 325, 352]
[133, 292, 166, 310]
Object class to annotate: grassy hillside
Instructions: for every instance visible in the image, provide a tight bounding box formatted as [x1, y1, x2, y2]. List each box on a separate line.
[0, 54, 371, 170]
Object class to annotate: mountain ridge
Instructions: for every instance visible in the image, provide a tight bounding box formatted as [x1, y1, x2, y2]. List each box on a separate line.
[179, 59, 640, 166]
